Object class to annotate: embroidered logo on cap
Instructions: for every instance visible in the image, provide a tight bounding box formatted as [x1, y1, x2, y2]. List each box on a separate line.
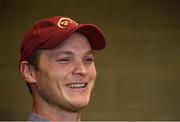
[57, 17, 78, 28]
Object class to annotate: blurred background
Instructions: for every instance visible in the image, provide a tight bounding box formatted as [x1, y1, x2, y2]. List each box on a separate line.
[0, 0, 180, 120]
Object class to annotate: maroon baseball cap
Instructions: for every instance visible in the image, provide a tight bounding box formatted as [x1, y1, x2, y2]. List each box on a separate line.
[20, 16, 106, 62]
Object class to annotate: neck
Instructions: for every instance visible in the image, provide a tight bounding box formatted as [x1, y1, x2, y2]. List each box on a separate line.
[31, 94, 81, 121]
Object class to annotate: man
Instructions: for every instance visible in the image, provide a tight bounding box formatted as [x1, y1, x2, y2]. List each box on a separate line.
[19, 16, 106, 121]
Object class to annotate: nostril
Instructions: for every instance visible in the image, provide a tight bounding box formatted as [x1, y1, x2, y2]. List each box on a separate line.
[73, 71, 87, 77]
[72, 62, 87, 77]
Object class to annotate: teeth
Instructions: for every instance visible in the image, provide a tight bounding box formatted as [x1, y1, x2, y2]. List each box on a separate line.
[67, 83, 87, 88]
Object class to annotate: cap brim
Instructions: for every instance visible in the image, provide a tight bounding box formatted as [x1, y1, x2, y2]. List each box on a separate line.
[40, 24, 106, 50]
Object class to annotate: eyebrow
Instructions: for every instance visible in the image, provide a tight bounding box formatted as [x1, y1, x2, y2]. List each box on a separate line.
[86, 50, 95, 56]
[51, 50, 95, 57]
[57, 51, 74, 55]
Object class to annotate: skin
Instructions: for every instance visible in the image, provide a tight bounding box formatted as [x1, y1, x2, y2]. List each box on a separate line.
[20, 32, 97, 121]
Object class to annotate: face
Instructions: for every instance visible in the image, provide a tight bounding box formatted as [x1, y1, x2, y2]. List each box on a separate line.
[33, 32, 96, 111]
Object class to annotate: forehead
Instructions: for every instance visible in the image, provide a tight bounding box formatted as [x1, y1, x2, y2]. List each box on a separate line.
[43, 32, 94, 57]
[52, 32, 91, 51]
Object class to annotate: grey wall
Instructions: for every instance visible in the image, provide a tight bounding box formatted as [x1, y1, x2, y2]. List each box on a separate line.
[0, 0, 179, 120]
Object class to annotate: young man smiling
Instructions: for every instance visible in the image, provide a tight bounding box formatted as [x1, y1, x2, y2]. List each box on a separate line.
[19, 16, 106, 121]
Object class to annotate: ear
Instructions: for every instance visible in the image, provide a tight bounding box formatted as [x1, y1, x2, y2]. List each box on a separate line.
[20, 61, 37, 84]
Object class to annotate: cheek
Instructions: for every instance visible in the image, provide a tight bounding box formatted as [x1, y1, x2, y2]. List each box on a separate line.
[47, 63, 69, 78]
[35, 65, 61, 90]
[35, 68, 63, 97]
[88, 65, 97, 80]
[53, 64, 73, 79]
[35, 71, 55, 92]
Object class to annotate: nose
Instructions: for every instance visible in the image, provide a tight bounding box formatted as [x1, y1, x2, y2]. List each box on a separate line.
[72, 61, 87, 77]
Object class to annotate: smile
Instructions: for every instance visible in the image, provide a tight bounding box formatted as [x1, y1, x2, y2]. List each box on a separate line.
[65, 83, 88, 88]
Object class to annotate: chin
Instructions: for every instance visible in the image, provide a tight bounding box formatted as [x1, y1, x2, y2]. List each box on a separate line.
[69, 98, 90, 112]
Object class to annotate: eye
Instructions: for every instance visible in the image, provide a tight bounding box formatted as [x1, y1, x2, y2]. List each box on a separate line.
[84, 57, 94, 64]
[56, 57, 71, 63]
